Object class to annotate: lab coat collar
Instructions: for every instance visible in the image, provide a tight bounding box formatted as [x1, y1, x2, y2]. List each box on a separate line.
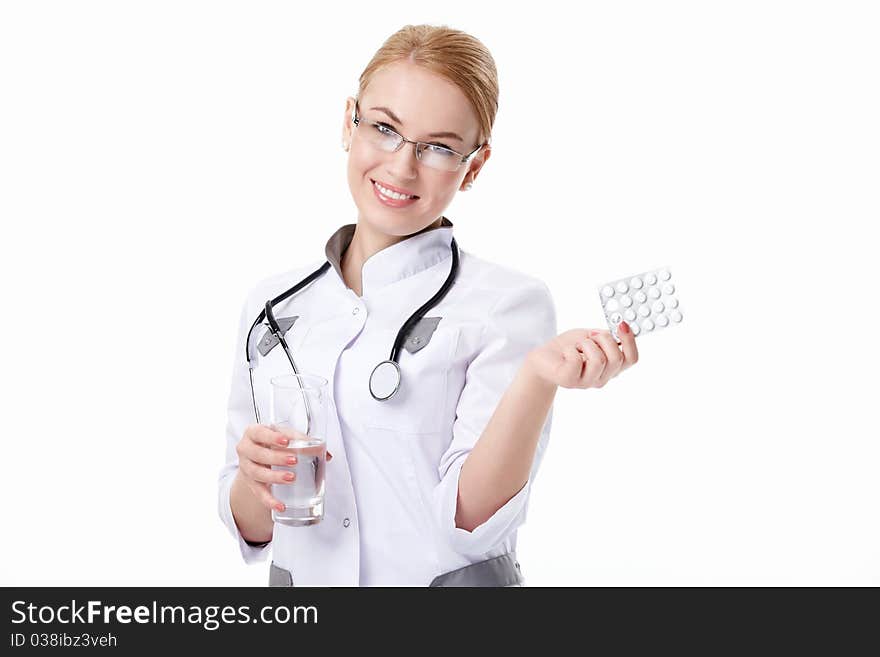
[324, 217, 454, 295]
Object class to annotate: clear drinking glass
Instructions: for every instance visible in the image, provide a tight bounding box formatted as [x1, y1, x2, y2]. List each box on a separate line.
[269, 373, 328, 527]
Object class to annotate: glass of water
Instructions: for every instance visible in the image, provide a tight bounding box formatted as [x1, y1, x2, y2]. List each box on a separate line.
[269, 373, 328, 527]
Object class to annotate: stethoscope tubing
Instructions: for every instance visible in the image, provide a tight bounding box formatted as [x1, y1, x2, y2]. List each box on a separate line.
[245, 237, 460, 422]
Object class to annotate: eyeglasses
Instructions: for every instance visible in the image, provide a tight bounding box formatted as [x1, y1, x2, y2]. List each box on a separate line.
[351, 99, 485, 173]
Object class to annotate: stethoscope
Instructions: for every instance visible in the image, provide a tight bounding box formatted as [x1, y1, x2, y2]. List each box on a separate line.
[244, 236, 460, 427]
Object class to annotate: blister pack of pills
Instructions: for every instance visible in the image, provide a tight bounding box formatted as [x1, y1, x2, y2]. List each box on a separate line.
[598, 267, 684, 341]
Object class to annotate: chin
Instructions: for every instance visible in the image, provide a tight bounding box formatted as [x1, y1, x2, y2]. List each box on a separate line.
[354, 209, 413, 236]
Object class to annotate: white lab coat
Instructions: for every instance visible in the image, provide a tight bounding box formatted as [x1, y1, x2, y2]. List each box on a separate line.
[217, 217, 557, 586]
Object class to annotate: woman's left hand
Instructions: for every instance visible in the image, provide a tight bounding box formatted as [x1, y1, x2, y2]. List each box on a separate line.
[525, 321, 639, 389]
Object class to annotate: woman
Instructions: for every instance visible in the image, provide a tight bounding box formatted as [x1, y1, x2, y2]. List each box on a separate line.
[217, 24, 639, 586]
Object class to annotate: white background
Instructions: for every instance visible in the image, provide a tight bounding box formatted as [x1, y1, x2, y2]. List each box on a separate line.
[1, 1, 877, 586]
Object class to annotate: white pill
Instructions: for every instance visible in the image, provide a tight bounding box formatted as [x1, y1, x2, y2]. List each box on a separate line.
[610, 312, 622, 324]
[642, 318, 655, 331]
[668, 297, 678, 308]
[635, 291, 647, 303]
[631, 323, 640, 335]
[624, 309, 636, 321]
[602, 285, 615, 298]
[656, 314, 669, 327]
[659, 269, 671, 281]
[648, 287, 660, 299]
[671, 310, 683, 322]
[663, 282, 675, 295]
[638, 305, 651, 317]
[605, 299, 619, 312]
[630, 277, 643, 289]
[620, 295, 633, 307]
[616, 281, 628, 294]
[646, 273, 657, 285]
[652, 300, 665, 314]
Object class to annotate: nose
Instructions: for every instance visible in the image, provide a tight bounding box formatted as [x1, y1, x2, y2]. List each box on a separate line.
[385, 140, 419, 181]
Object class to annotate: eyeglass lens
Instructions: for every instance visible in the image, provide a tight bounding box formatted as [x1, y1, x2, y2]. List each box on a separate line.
[359, 118, 463, 172]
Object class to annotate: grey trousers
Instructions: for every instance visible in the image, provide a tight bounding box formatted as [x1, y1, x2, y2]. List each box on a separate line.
[269, 552, 524, 587]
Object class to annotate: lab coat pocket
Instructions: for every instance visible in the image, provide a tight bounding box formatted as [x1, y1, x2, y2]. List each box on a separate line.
[363, 323, 459, 434]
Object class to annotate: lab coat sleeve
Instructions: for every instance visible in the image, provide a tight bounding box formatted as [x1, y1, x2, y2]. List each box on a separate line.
[432, 279, 557, 557]
[217, 292, 273, 564]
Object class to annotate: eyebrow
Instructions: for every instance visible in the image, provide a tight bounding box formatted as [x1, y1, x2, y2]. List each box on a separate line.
[369, 106, 464, 142]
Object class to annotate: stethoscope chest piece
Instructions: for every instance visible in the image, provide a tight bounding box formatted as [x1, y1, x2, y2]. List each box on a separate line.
[369, 360, 401, 401]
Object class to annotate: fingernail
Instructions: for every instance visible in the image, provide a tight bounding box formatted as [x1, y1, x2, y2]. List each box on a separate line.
[286, 456, 297, 465]
[277, 437, 289, 446]
[620, 321, 630, 334]
[275, 503, 285, 512]
[590, 330, 599, 336]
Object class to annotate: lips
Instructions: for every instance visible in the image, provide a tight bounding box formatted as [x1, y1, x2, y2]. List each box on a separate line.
[370, 179, 419, 198]
[371, 180, 418, 208]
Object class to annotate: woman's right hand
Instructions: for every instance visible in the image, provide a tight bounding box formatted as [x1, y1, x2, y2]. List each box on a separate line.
[235, 424, 333, 512]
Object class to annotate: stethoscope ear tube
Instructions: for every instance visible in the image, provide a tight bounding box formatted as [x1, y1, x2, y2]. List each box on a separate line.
[265, 300, 314, 435]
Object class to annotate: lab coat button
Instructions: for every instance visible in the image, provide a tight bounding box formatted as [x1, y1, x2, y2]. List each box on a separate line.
[352, 307, 359, 315]
[343, 518, 351, 527]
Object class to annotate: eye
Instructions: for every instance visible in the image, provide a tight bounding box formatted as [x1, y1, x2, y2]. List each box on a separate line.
[426, 144, 456, 157]
[375, 122, 397, 136]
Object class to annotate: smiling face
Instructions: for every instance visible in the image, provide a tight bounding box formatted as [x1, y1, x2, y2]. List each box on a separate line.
[341, 60, 491, 238]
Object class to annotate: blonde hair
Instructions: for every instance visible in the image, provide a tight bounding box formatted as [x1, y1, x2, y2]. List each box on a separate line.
[357, 24, 498, 149]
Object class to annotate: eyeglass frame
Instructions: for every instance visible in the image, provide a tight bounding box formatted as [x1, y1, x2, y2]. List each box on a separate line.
[351, 98, 486, 172]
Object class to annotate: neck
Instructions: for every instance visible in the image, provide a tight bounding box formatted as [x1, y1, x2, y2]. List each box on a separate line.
[341, 217, 444, 297]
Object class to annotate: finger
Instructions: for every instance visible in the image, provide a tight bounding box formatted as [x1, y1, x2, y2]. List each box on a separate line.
[243, 442, 299, 468]
[241, 458, 296, 485]
[241, 440, 331, 467]
[576, 338, 606, 387]
[248, 480, 286, 512]
[246, 423, 294, 448]
[560, 343, 586, 387]
[617, 321, 639, 369]
[589, 329, 625, 382]
[271, 424, 311, 444]
[248, 425, 332, 461]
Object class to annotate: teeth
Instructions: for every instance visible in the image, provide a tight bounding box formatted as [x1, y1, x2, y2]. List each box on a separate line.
[374, 181, 415, 200]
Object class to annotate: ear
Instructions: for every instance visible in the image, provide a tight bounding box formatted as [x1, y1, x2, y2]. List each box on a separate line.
[465, 143, 491, 186]
[341, 97, 356, 149]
